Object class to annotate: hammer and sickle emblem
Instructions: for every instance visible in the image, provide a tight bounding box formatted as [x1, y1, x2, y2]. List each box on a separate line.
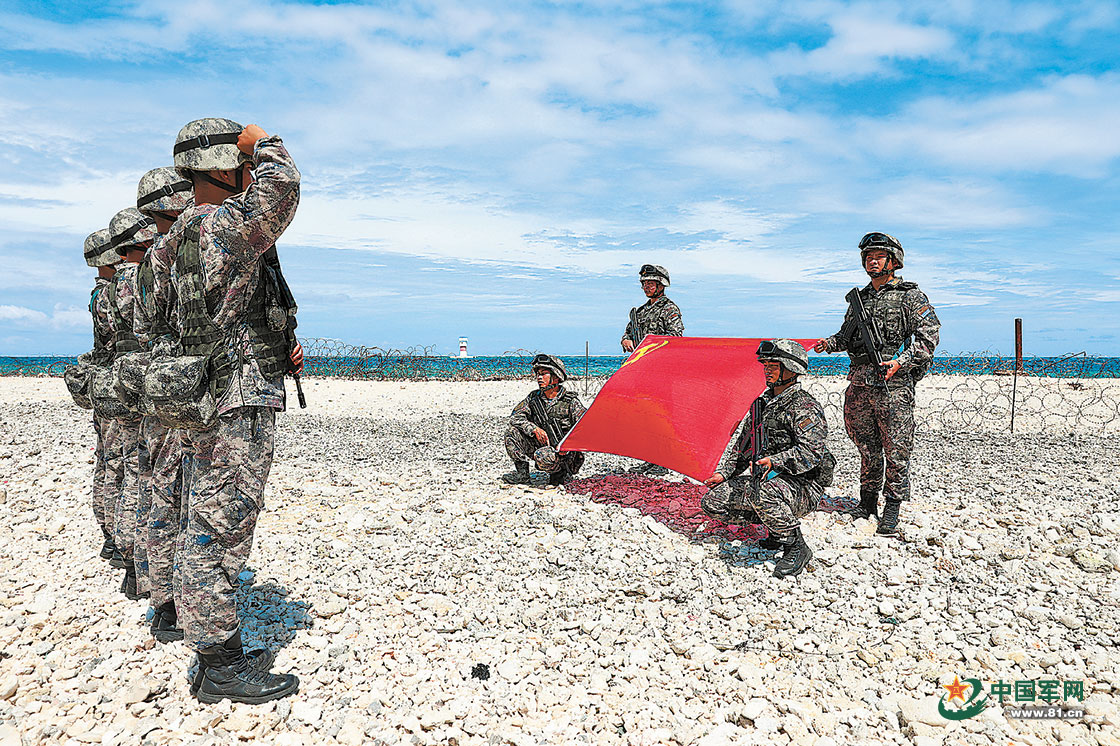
[622, 340, 669, 367]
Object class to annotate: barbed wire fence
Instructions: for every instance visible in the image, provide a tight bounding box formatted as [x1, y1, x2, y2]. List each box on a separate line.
[4, 344, 1119, 432]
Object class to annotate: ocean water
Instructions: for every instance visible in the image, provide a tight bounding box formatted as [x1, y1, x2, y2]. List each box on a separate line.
[3, 353, 1119, 379]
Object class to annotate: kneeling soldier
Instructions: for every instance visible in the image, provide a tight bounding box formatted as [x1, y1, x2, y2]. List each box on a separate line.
[502, 354, 586, 486]
[701, 340, 834, 578]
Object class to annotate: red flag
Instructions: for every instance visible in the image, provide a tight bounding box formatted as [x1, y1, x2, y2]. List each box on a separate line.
[560, 336, 815, 481]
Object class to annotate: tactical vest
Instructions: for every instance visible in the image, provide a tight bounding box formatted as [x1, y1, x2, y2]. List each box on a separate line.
[761, 388, 834, 485]
[847, 281, 919, 366]
[527, 388, 582, 435]
[135, 256, 173, 345]
[89, 284, 114, 363]
[175, 217, 289, 400]
[106, 274, 142, 356]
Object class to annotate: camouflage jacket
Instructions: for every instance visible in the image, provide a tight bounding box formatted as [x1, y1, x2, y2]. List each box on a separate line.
[90, 278, 114, 360]
[623, 294, 684, 345]
[822, 275, 940, 387]
[159, 135, 301, 415]
[716, 383, 831, 483]
[134, 233, 173, 350]
[510, 386, 587, 445]
[110, 263, 141, 353]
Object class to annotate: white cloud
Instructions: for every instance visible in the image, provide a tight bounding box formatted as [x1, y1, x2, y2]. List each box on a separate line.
[0, 304, 88, 330]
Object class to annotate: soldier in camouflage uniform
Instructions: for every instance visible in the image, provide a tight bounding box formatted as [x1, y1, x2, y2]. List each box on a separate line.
[107, 208, 158, 600]
[622, 264, 683, 475]
[85, 228, 124, 563]
[501, 354, 587, 487]
[815, 232, 940, 536]
[133, 167, 193, 642]
[701, 340, 834, 578]
[159, 118, 302, 704]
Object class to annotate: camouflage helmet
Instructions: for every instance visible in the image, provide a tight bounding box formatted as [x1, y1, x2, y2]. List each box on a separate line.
[859, 232, 904, 269]
[639, 263, 670, 287]
[109, 208, 157, 255]
[84, 228, 118, 267]
[136, 166, 193, 216]
[531, 353, 568, 383]
[173, 118, 248, 177]
[757, 339, 808, 377]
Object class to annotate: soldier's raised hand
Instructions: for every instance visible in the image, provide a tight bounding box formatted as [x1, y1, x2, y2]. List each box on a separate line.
[533, 427, 549, 445]
[813, 338, 829, 353]
[238, 124, 269, 154]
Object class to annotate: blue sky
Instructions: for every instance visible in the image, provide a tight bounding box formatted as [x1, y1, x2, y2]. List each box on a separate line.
[1, 0, 1118, 357]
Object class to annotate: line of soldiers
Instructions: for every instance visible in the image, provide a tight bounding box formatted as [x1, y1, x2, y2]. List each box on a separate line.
[499, 233, 940, 578]
[78, 118, 304, 705]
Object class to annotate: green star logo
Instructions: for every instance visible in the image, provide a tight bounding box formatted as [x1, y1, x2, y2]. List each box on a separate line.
[939, 677, 987, 721]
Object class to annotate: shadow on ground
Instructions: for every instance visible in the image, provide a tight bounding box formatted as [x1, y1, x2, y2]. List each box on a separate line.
[235, 573, 313, 652]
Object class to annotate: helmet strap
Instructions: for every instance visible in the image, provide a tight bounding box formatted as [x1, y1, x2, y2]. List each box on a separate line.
[197, 170, 243, 194]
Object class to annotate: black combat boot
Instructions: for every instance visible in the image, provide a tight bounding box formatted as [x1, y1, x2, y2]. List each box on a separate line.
[755, 529, 784, 551]
[120, 563, 148, 601]
[100, 529, 117, 561]
[772, 528, 812, 578]
[194, 630, 298, 704]
[500, 462, 531, 485]
[190, 641, 276, 695]
[846, 492, 879, 520]
[109, 546, 127, 569]
[547, 467, 571, 487]
[876, 499, 902, 536]
[151, 601, 185, 643]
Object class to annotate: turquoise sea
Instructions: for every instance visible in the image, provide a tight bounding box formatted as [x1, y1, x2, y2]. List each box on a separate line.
[3, 353, 1118, 379]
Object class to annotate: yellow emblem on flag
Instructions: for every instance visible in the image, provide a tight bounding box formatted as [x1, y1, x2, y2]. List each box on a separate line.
[622, 340, 669, 367]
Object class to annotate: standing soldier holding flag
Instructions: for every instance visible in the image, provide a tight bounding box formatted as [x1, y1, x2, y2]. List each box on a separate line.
[815, 232, 940, 536]
[162, 118, 304, 704]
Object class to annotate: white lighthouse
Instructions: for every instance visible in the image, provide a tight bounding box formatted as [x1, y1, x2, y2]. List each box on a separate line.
[458, 337, 470, 358]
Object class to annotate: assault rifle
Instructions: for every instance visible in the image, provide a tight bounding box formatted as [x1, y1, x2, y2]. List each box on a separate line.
[843, 287, 891, 387]
[264, 247, 306, 409]
[527, 391, 563, 447]
[745, 397, 768, 502]
[627, 307, 639, 348]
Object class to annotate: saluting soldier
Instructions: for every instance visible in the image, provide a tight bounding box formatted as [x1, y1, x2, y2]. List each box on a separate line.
[106, 207, 158, 601]
[84, 228, 124, 565]
[161, 118, 303, 704]
[132, 166, 193, 642]
[701, 340, 834, 578]
[502, 354, 586, 487]
[814, 232, 940, 536]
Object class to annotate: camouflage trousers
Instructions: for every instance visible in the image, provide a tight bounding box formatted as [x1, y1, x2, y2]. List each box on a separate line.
[91, 414, 119, 534]
[178, 407, 275, 650]
[504, 427, 582, 474]
[843, 383, 915, 503]
[110, 418, 144, 560]
[706, 474, 823, 541]
[140, 416, 181, 600]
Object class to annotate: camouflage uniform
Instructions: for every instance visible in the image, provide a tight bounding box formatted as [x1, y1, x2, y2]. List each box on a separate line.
[822, 276, 940, 504]
[708, 383, 833, 540]
[622, 295, 684, 347]
[505, 387, 586, 475]
[134, 235, 184, 603]
[108, 262, 146, 563]
[159, 135, 300, 650]
[90, 277, 120, 534]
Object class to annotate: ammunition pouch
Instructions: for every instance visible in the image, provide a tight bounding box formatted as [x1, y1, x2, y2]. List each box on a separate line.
[114, 351, 153, 416]
[144, 355, 217, 431]
[91, 365, 133, 420]
[63, 355, 95, 411]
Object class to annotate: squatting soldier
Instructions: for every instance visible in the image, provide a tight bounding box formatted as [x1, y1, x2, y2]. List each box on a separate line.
[501, 354, 587, 487]
[133, 166, 192, 643]
[622, 263, 682, 475]
[701, 340, 834, 578]
[162, 118, 302, 704]
[814, 232, 940, 536]
[107, 207, 158, 601]
[84, 228, 124, 564]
